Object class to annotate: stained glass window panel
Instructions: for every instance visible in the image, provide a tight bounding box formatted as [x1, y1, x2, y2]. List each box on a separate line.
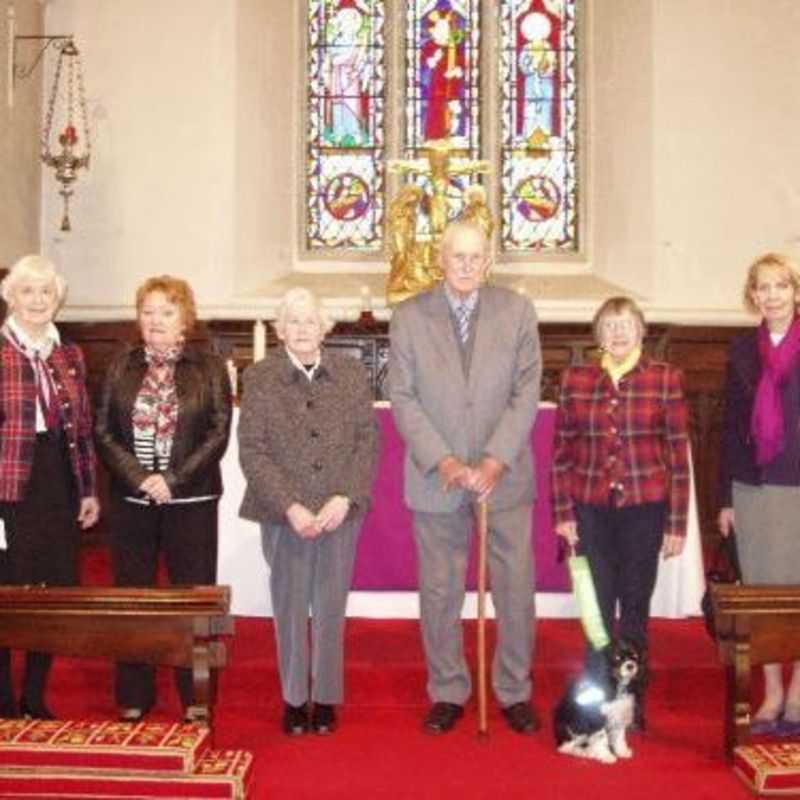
[307, 0, 385, 250]
[500, 0, 578, 252]
[404, 0, 481, 237]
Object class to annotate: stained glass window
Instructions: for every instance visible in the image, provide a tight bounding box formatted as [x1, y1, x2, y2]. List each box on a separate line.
[499, 0, 578, 252]
[306, 0, 386, 250]
[402, 0, 482, 237]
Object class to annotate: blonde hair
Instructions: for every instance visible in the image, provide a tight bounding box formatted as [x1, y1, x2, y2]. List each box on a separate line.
[742, 252, 800, 315]
[592, 296, 647, 344]
[1, 254, 67, 308]
[274, 287, 334, 339]
[135, 275, 197, 334]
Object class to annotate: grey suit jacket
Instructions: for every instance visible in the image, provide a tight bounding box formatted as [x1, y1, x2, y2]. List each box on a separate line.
[388, 283, 541, 513]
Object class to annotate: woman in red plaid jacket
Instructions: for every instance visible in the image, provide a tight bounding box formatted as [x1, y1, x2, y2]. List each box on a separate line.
[0, 255, 99, 720]
[551, 296, 690, 727]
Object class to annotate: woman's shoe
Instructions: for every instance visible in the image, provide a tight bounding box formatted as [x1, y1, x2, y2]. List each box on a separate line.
[19, 699, 55, 720]
[119, 706, 147, 723]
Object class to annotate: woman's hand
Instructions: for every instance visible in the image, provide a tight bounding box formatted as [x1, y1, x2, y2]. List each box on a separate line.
[139, 474, 172, 505]
[555, 520, 578, 547]
[661, 533, 685, 559]
[718, 507, 735, 538]
[77, 496, 100, 529]
[316, 495, 351, 532]
[287, 502, 322, 539]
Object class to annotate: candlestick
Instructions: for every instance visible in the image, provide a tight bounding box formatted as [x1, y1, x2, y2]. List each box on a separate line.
[226, 358, 238, 397]
[253, 320, 266, 362]
[360, 284, 372, 313]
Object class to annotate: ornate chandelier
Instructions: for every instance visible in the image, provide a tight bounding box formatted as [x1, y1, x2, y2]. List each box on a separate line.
[7, 5, 91, 231]
[40, 40, 91, 232]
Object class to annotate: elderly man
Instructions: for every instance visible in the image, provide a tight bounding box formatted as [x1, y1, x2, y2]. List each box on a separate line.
[388, 220, 542, 735]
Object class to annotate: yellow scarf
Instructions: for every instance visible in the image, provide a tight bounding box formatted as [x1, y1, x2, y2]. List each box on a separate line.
[601, 346, 641, 386]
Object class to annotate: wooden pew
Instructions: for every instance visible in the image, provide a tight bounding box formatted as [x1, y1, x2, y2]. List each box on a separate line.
[711, 583, 800, 758]
[0, 585, 233, 726]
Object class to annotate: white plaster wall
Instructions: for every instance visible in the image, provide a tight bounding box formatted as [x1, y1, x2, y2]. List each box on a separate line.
[650, 0, 800, 311]
[41, 0, 238, 312]
[0, 0, 43, 266]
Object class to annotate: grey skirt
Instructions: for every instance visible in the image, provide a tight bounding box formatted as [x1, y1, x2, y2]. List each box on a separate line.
[732, 481, 800, 585]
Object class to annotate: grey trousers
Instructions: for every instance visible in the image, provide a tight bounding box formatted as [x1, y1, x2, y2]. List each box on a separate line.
[260, 516, 360, 707]
[413, 503, 535, 707]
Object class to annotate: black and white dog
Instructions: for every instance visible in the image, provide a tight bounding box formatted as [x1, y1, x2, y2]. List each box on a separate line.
[553, 639, 644, 764]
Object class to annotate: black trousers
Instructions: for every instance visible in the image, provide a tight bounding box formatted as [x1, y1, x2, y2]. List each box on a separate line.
[0, 432, 79, 712]
[109, 497, 218, 710]
[575, 501, 666, 679]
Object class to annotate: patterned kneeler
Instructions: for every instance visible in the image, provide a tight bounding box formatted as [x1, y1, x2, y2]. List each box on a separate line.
[734, 743, 800, 796]
[0, 719, 253, 799]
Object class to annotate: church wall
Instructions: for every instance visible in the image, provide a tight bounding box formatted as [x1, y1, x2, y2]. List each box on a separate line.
[28, 0, 800, 324]
[0, 0, 43, 268]
[650, 0, 800, 313]
[40, 0, 239, 315]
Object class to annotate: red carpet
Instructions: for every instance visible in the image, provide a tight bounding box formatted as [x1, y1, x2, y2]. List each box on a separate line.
[3, 546, 760, 798]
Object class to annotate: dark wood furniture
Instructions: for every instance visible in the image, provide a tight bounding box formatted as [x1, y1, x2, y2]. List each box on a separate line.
[59, 318, 748, 551]
[711, 583, 800, 758]
[0, 584, 233, 725]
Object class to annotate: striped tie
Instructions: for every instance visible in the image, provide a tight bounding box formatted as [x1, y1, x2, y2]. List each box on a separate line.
[455, 303, 470, 343]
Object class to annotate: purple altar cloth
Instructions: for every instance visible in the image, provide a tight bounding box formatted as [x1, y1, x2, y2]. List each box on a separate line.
[352, 407, 569, 592]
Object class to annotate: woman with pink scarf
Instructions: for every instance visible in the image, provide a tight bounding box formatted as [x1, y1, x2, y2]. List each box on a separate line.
[718, 252, 800, 733]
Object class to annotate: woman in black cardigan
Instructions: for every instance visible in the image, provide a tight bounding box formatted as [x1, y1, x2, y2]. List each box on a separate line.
[95, 275, 232, 722]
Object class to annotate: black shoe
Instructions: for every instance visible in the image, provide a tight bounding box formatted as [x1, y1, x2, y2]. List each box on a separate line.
[423, 702, 463, 735]
[19, 699, 55, 721]
[311, 704, 337, 735]
[501, 701, 539, 735]
[282, 703, 309, 736]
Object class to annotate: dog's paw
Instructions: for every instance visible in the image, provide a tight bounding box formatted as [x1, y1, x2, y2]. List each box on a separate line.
[598, 751, 617, 764]
[614, 744, 633, 759]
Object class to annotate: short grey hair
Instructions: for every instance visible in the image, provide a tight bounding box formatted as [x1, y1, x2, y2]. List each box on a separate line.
[274, 287, 334, 339]
[1, 254, 68, 308]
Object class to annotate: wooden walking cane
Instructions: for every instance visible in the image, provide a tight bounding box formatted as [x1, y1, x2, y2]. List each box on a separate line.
[477, 499, 489, 739]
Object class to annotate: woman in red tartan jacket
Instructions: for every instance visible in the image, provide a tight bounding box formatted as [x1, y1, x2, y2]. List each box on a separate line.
[0, 255, 100, 720]
[551, 296, 690, 728]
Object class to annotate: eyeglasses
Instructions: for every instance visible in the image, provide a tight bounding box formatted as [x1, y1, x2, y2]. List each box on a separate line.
[600, 318, 636, 334]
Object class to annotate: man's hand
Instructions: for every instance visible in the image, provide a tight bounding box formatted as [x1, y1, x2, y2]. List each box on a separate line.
[438, 455, 472, 491]
[316, 495, 350, 532]
[287, 503, 323, 539]
[470, 456, 505, 503]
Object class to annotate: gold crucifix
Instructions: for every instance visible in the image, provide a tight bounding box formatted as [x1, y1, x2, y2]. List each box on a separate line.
[386, 139, 492, 305]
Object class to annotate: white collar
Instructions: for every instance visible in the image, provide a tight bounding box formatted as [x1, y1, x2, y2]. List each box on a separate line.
[7, 315, 60, 351]
[285, 346, 321, 381]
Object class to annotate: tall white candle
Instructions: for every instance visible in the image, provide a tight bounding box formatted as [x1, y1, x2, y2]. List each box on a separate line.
[253, 320, 266, 362]
[360, 284, 372, 312]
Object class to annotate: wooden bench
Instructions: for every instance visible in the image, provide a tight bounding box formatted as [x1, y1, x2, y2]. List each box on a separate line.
[0, 585, 233, 725]
[711, 583, 800, 758]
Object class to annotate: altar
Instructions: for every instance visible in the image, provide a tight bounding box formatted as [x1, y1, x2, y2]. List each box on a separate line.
[218, 404, 705, 619]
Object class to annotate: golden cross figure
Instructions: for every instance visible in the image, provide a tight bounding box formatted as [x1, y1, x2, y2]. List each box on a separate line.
[386, 139, 492, 305]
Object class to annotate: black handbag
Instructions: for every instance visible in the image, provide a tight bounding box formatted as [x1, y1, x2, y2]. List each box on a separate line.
[701, 530, 742, 639]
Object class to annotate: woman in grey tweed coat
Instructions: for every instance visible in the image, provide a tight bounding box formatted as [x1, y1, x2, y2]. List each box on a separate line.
[238, 287, 378, 736]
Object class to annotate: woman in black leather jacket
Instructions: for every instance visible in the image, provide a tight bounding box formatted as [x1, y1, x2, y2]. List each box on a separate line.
[95, 275, 232, 722]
